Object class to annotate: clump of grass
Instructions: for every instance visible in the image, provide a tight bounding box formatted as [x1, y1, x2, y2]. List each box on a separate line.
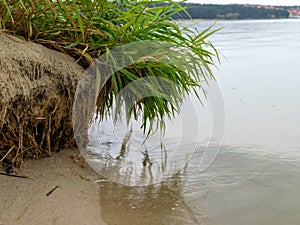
[0, 0, 219, 163]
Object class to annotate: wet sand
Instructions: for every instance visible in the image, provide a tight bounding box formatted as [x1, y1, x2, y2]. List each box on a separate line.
[98, 181, 201, 225]
[0, 148, 106, 225]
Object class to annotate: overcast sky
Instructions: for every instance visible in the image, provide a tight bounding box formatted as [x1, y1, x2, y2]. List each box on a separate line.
[187, 0, 300, 6]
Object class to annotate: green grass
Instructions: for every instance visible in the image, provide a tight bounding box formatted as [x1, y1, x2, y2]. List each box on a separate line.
[0, 0, 219, 135]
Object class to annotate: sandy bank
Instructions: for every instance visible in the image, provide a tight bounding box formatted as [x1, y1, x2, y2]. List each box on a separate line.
[0, 148, 106, 225]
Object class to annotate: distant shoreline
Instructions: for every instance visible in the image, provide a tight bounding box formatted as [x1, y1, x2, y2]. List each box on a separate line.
[167, 3, 300, 20]
[174, 17, 300, 22]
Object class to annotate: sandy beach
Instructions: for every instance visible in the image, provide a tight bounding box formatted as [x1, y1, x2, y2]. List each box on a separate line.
[0, 148, 106, 225]
[0, 148, 202, 225]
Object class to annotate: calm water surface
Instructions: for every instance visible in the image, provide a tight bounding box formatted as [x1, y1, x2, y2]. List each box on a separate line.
[91, 19, 300, 225]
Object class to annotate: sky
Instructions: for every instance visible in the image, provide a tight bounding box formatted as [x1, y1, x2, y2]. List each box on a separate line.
[187, 0, 300, 6]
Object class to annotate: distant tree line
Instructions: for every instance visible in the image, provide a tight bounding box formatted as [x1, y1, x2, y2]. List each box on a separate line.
[167, 4, 290, 20]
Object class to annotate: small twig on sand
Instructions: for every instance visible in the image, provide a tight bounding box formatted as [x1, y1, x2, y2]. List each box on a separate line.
[0, 172, 28, 178]
[93, 179, 109, 183]
[46, 185, 59, 196]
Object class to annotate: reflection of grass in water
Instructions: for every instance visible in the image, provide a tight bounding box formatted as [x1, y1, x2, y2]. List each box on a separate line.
[142, 150, 153, 167]
[115, 126, 154, 167]
[115, 127, 132, 160]
[98, 139, 216, 224]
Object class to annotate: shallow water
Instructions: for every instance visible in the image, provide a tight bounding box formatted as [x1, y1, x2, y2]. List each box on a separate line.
[88, 19, 300, 224]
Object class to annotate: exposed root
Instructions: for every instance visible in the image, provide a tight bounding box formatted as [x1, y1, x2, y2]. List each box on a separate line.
[0, 34, 85, 166]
